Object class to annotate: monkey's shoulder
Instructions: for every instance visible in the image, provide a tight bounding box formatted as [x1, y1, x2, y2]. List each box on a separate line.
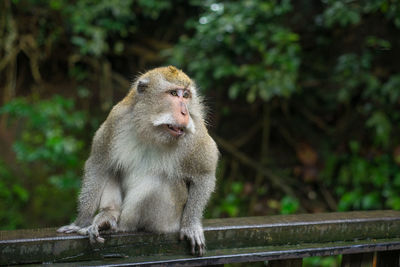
[89, 101, 134, 158]
[182, 132, 219, 175]
[109, 100, 134, 123]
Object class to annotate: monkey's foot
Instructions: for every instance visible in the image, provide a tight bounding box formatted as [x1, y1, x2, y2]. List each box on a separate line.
[179, 224, 206, 256]
[81, 219, 118, 244]
[58, 224, 105, 243]
[57, 224, 81, 234]
[82, 225, 105, 243]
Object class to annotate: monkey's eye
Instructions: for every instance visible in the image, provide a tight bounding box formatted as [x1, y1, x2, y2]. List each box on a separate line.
[169, 90, 178, 97]
[183, 91, 190, 98]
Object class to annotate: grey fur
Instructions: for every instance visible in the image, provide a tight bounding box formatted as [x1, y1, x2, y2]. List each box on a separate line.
[57, 66, 218, 256]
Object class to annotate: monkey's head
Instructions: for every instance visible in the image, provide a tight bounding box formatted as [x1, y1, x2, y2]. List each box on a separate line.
[131, 66, 204, 145]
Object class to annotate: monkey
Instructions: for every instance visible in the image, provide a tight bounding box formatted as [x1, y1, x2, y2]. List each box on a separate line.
[57, 66, 219, 256]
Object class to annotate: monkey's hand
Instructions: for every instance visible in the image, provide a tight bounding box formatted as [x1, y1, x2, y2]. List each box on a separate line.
[81, 216, 118, 244]
[179, 223, 206, 256]
[73, 210, 119, 244]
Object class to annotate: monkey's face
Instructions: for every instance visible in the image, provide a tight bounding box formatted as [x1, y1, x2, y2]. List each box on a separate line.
[151, 87, 196, 138]
[132, 66, 197, 145]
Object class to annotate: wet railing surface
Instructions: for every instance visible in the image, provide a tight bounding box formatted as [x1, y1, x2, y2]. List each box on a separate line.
[1, 210, 400, 266]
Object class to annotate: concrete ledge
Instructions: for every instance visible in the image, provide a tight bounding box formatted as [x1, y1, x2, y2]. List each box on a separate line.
[1, 210, 400, 265]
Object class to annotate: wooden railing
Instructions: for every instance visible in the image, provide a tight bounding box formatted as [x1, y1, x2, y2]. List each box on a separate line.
[1, 210, 400, 266]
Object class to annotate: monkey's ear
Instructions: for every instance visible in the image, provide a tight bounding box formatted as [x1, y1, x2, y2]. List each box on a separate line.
[137, 79, 149, 93]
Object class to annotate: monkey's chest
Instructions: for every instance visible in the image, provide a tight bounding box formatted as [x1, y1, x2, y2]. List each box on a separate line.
[122, 173, 187, 202]
[112, 139, 182, 178]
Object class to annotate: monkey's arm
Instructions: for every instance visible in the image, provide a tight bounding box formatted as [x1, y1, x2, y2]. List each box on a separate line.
[58, 121, 122, 243]
[180, 173, 216, 256]
[57, 157, 122, 242]
[57, 156, 111, 231]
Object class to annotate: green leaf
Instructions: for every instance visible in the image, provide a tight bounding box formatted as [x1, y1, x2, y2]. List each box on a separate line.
[280, 196, 299, 214]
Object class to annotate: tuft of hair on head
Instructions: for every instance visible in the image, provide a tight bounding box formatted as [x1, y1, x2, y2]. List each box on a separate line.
[168, 66, 179, 74]
[159, 66, 192, 87]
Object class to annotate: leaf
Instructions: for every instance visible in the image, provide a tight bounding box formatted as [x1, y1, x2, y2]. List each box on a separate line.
[280, 196, 299, 214]
[361, 192, 381, 210]
[12, 185, 29, 202]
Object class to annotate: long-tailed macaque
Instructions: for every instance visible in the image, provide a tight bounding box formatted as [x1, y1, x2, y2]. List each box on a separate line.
[57, 66, 218, 256]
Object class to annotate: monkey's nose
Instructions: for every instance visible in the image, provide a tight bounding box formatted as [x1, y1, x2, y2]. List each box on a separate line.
[180, 102, 188, 116]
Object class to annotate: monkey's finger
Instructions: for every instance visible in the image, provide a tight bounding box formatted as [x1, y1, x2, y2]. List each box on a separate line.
[190, 237, 196, 255]
[194, 234, 201, 247]
[200, 233, 205, 245]
[57, 225, 79, 233]
[200, 241, 207, 256]
[194, 233, 203, 256]
[198, 244, 206, 257]
[96, 236, 105, 243]
[88, 226, 100, 244]
[57, 226, 68, 233]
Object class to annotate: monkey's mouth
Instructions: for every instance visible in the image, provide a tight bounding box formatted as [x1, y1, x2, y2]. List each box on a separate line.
[164, 124, 185, 137]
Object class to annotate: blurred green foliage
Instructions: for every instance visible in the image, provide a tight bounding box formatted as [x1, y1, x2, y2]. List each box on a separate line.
[0, 159, 28, 229]
[2, 97, 86, 173]
[168, 0, 300, 102]
[322, 140, 400, 212]
[0, 96, 91, 228]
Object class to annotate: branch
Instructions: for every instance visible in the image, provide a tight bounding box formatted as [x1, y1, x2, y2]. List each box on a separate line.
[231, 121, 262, 148]
[213, 134, 301, 203]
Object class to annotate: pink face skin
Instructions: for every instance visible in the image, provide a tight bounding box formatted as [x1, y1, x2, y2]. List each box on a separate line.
[164, 88, 191, 137]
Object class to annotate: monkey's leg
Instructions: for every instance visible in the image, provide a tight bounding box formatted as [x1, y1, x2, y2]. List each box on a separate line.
[80, 177, 122, 243]
[138, 179, 187, 233]
[180, 174, 216, 256]
[117, 197, 141, 232]
[117, 177, 158, 232]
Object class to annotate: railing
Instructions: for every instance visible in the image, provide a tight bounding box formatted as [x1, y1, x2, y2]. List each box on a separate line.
[1, 210, 400, 266]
